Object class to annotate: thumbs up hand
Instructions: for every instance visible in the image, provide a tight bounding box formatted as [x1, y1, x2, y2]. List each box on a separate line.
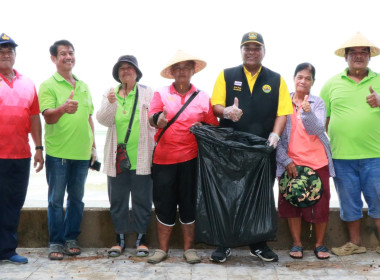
[64, 90, 78, 114]
[157, 107, 168, 128]
[301, 95, 311, 112]
[223, 97, 243, 122]
[107, 87, 116, 104]
[366, 86, 380, 108]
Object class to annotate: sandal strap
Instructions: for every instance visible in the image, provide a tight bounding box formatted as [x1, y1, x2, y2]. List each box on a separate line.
[49, 244, 64, 253]
[290, 246, 303, 252]
[315, 246, 328, 253]
[65, 240, 79, 249]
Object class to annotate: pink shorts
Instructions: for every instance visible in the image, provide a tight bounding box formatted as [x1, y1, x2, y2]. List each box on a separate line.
[278, 165, 330, 223]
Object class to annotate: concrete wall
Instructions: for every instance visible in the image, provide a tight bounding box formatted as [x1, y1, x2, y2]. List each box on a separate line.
[19, 208, 379, 249]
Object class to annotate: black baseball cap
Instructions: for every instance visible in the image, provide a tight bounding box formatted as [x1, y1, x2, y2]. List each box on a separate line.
[241, 32, 264, 47]
[0, 33, 18, 47]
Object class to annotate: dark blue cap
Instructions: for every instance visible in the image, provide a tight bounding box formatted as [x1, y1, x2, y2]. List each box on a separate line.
[0, 33, 18, 47]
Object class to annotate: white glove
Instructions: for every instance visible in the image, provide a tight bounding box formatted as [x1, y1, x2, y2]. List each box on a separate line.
[268, 132, 280, 149]
[91, 147, 97, 165]
[223, 97, 243, 122]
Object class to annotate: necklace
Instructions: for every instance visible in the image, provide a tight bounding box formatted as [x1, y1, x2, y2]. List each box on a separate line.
[120, 87, 128, 114]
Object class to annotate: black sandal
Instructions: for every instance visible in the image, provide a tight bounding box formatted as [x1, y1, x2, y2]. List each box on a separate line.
[314, 246, 330, 259]
[289, 246, 303, 259]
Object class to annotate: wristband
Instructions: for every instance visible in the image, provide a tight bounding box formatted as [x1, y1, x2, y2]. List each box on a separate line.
[35, 146, 44, 151]
[153, 111, 163, 125]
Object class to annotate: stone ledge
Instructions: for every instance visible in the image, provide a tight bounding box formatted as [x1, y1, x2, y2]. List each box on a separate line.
[19, 208, 379, 249]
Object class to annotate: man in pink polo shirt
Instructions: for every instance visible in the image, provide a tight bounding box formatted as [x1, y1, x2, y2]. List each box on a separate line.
[0, 33, 44, 264]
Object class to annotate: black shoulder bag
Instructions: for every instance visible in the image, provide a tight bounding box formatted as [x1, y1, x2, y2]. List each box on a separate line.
[116, 87, 139, 174]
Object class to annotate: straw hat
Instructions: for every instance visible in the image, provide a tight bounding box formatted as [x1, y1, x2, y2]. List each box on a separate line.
[160, 50, 207, 79]
[334, 32, 380, 57]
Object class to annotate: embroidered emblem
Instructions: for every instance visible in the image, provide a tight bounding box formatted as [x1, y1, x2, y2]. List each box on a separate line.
[1, 34, 10, 40]
[233, 86, 242, 92]
[262, 84, 272, 93]
[234, 81, 242, 86]
[248, 33, 258, 40]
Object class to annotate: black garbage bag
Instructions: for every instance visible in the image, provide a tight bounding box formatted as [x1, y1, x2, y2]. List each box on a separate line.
[190, 125, 277, 247]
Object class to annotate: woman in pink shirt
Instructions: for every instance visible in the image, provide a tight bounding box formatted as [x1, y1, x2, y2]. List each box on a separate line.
[147, 50, 218, 264]
[276, 63, 335, 260]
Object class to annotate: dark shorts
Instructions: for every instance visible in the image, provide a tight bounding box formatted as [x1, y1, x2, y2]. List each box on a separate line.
[152, 158, 197, 225]
[278, 165, 330, 223]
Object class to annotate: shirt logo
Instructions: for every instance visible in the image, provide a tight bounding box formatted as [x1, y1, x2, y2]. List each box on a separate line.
[262, 84, 271, 93]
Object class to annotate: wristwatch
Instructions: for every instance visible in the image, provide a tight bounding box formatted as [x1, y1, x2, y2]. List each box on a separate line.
[35, 146, 44, 151]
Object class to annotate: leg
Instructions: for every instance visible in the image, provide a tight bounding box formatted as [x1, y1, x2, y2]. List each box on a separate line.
[0, 159, 30, 262]
[346, 220, 362, 245]
[108, 172, 132, 234]
[177, 159, 201, 263]
[130, 172, 153, 234]
[360, 158, 380, 247]
[181, 223, 195, 251]
[332, 159, 367, 256]
[64, 159, 89, 254]
[287, 217, 303, 258]
[147, 163, 178, 264]
[46, 155, 68, 259]
[314, 222, 329, 258]
[130, 172, 152, 256]
[157, 221, 173, 252]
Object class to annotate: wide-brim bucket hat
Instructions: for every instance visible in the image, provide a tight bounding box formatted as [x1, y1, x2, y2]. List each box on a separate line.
[112, 55, 143, 83]
[160, 50, 207, 79]
[334, 32, 380, 57]
[279, 166, 323, 208]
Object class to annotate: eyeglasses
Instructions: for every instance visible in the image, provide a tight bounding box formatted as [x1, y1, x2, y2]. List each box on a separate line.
[0, 50, 15, 57]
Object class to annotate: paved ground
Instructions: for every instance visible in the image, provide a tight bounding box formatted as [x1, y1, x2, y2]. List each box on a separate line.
[1, 248, 380, 279]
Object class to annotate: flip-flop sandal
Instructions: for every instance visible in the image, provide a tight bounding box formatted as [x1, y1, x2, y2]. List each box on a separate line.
[136, 245, 149, 257]
[64, 240, 81, 256]
[48, 244, 64, 260]
[289, 246, 303, 259]
[314, 246, 330, 259]
[108, 245, 123, 257]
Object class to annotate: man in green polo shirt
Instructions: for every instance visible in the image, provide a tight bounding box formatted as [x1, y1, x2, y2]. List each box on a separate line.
[38, 40, 97, 261]
[320, 32, 380, 256]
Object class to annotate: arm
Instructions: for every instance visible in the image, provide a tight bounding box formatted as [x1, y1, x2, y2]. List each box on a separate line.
[268, 115, 287, 149]
[42, 90, 78, 124]
[148, 91, 167, 128]
[212, 104, 225, 119]
[89, 115, 97, 165]
[301, 97, 326, 136]
[30, 114, 44, 172]
[96, 89, 118, 127]
[203, 100, 219, 126]
[325, 117, 330, 133]
[276, 121, 297, 178]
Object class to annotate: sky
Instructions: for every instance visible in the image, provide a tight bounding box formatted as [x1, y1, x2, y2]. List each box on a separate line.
[3, 0, 380, 120]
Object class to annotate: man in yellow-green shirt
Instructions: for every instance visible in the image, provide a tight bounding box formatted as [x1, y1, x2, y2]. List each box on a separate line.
[210, 31, 292, 263]
[38, 40, 96, 261]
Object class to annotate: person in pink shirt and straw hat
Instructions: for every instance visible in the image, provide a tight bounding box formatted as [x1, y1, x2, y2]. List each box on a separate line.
[147, 50, 218, 264]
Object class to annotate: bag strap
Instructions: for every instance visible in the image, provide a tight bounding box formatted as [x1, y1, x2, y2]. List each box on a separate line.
[155, 90, 199, 145]
[123, 86, 139, 144]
